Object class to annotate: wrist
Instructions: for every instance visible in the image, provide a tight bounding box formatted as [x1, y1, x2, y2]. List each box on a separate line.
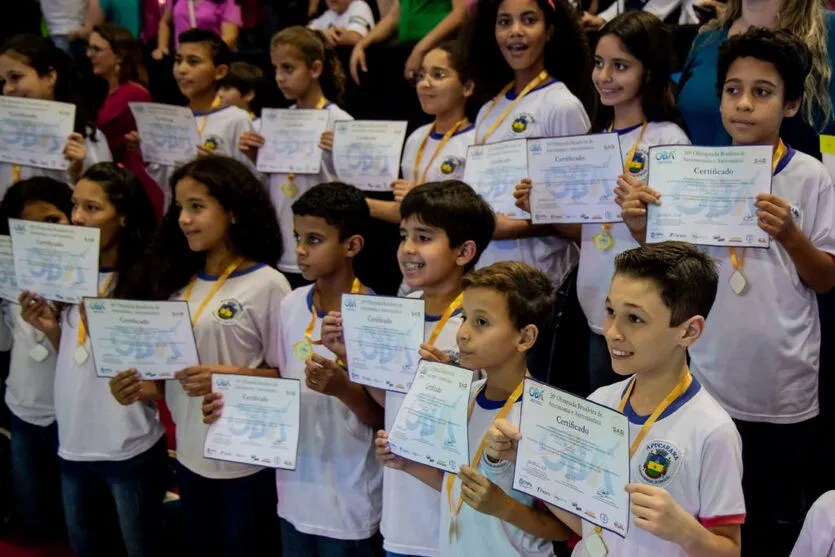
[778, 226, 803, 250]
[493, 490, 516, 521]
[673, 511, 706, 552]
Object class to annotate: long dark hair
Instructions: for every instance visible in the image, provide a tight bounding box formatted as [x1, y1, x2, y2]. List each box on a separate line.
[92, 23, 148, 87]
[591, 12, 685, 132]
[459, 0, 595, 115]
[0, 177, 74, 233]
[79, 163, 159, 299]
[271, 26, 346, 105]
[0, 35, 97, 138]
[135, 156, 282, 301]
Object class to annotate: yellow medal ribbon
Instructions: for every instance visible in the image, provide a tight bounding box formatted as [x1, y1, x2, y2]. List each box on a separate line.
[295, 277, 362, 361]
[11, 164, 21, 184]
[413, 119, 468, 185]
[197, 95, 223, 140]
[284, 96, 329, 198]
[426, 293, 463, 348]
[182, 257, 245, 324]
[475, 71, 549, 145]
[77, 273, 117, 347]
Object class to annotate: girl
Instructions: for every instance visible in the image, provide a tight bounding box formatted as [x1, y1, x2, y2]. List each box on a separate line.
[0, 177, 73, 540]
[367, 40, 476, 225]
[110, 155, 291, 556]
[0, 35, 112, 196]
[238, 26, 352, 289]
[18, 163, 164, 557]
[517, 12, 690, 390]
[458, 0, 593, 289]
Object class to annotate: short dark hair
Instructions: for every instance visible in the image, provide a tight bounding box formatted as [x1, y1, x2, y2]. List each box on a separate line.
[462, 262, 555, 342]
[717, 27, 812, 104]
[292, 182, 369, 241]
[614, 241, 718, 326]
[400, 180, 495, 271]
[178, 29, 231, 67]
[220, 61, 264, 96]
[0, 176, 74, 233]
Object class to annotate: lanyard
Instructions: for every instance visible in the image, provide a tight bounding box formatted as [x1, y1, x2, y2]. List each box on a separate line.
[197, 96, 223, 138]
[11, 164, 20, 183]
[288, 97, 329, 183]
[77, 273, 117, 346]
[304, 278, 362, 347]
[446, 374, 528, 529]
[183, 257, 245, 324]
[729, 139, 787, 272]
[426, 292, 463, 347]
[475, 71, 549, 145]
[413, 119, 468, 184]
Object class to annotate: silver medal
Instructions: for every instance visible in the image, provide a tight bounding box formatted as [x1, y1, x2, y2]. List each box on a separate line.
[729, 269, 748, 295]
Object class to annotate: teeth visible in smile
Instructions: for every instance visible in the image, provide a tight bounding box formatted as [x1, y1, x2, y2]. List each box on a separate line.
[404, 262, 424, 271]
[612, 349, 632, 357]
[508, 44, 527, 52]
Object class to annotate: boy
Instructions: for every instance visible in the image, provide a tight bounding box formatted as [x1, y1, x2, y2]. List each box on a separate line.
[323, 180, 495, 557]
[308, 0, 375, 46]
[375, 261, 570, 557]
[487, 242, 745, 556]
[617, 28, 835, 556]
[217, 61, 264, 118]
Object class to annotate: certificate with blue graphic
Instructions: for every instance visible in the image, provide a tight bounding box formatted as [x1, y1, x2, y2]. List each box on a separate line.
[204, 374, 301, 470]
[646, 145, 772, 247]
[256, 108, 330, 174]
[513, 379, 630, 537]
[341, 294, 424, 393]
[332, 120, 408, 191]
[528, 133, 623, 224]
[388, 361, 472, 473]
[129, 102, 199, 166]
[84, 298, 199, 379]
[9, 219, 99, 303]
[463, 139, 528, 219]
[0, 96, 75, 170]
[0, 236, 20, 303]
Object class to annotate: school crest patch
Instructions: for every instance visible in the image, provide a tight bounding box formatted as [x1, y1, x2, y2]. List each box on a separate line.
[439, 156, 464, 176]
[628, 148, 648, 177]
[511, 113, 535, 134]
[214, 299, 243, 322]
[637, 439, 683, 487]
[202, 135, 223, 152]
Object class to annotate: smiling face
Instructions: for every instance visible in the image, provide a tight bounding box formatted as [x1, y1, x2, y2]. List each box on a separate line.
[271, 43, 321, 103]
[494, 0, 550, 74]
[87, 31, 118, 79]
[174, 42, 224, 100]
[593, 34, 644, 110]
[72, 179, 124, 254]
[414, 48, 473, 117]
[175, 176, 232, 254]
[720, 56, 799, 146]
[456, 287, 527, 371]
[0, 53, 55, 99]
[398, 214, 472, 291]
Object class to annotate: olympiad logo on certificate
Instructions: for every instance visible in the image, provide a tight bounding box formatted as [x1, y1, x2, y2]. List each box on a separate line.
[638, 439, 682, 486]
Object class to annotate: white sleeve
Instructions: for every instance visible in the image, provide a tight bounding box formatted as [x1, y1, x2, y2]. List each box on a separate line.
[268, 294, 293, 373]
[697, 421, 746, 528]
[308, 13, 328, 30]
[229, 117, 257, 171]
[548, 99, 591, 138]
[262, 276, 292, 370]
[790, 491, 835, 557]
[344, 1, 375, 36]
[82, 131, 113, 171]
[662, 125, 692, 147]
[806, 164, 835, 256]
[641, 0, 684, 22]
[598, 0, 624, 23]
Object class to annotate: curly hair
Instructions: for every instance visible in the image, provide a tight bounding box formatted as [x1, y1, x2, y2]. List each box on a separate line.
[270, 26, 346, 105]
[131, 156, 282, 301]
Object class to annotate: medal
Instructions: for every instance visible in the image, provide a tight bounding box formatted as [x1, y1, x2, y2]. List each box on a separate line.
[729, 269, 748, 295]
[592, 229, 614, 251]
[584, 532, 608, 557]
[282, 178, 298, 198]
[28, 343, 48, 362]
[294, 339, 313, 361]
[74, 345, 89, 365]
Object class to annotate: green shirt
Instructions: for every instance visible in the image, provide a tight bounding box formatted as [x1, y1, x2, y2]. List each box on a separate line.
[398, 0, 451, 43]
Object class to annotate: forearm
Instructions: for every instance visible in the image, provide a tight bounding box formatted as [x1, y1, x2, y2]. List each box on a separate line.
[403, 460, 444, 491]
[139, 380, 165, 402]
[365, 386, 387, 407]
[220, 23, 239, 49]
[158, 16, 171, 50]
[337, 30, 364, 46]
[494, 216, 556, 240]
[46, 329, 60, 351]
[367, 198, 401, 223]
[213, 365, 281, 379]
[545, 503, 583, 536]
[412, 5, 467, 56]
[496, 495, 572, 541]
[83, 0, 104, 31]
[679, 522, 740, 557]
[782, 232, 835, 293]
[361, 6, 399, 47]
[337, 382, 384, 429]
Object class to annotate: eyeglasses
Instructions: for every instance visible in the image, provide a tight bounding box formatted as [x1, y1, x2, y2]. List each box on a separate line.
[409, 68, 454, 87]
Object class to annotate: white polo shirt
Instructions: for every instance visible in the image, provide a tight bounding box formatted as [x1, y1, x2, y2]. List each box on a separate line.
[791, 491, 835, 557]
[400, 123, 474, 185]
[308, 0, 375, 36]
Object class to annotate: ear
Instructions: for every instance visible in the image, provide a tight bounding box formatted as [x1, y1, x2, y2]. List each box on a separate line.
[310, 59, 324, 80]
[45, 66, 58, 92]
[119, 214, 127, 228]
[214, 63, 229, 82]
[454, 240, 477, 268]
[243, 90, 256, 104]
[462, 79, 475, 99]
[229, 212, 237, 225]
[344, 233, 365, 258]
[517, 324, 539, 353]
[784, 98, 801, 119]
[678, 315, 705, 348]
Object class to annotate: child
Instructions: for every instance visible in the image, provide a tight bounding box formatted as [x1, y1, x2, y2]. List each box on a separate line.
[376, 261, 571, 557]
[308, 0, 375, 46]
[19, 163, 165, 557]
[486, 242, 745, 556]
[217, 60, 264, 117]
[366, 42, 476, 225]
[0, 35, 112, 195]
[132, 29, 253, 208]
[238, 26, 352, 289]
[457, 0, 593, 288]
[618, 28, 835, 557]
[322, 180, 495, 557]
[791, 491, 835, 557]
[515, 11, 690, 390]
[0, 177, 73, 540]
[110, 156, 291, 556]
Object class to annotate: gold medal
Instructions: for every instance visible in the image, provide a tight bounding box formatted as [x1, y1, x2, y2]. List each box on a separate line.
[294, 339, 312, 361]
[282, 178, 298, 198]
[592, 231, 614, 251]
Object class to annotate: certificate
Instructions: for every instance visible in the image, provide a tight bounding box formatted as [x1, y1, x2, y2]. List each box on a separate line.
[130, 102, 199, 166]
[256, 108, 330, 174]
[85, 298, 199, 379]
[341, 294, 424, 393]
[0, 96, 75, 170]
[513, 379, 630, 537]
[528, 133, 623, 224]
[204, 374, 301, 470]
[646, 145, 772, 247]
[463, 139, 528, 219]
[9, 219, 99, 303]
[0, 236, 20, 303]
[388, 361, 472, 473]
[333, 120, 408, 191]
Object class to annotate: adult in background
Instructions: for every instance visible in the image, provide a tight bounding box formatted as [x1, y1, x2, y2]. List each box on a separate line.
[87, 24, 164, 215]
[152, 0, 242, 59]
[677, 0, 835, 158]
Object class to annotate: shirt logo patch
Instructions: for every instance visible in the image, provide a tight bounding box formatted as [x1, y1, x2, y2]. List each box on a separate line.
[439, 156, 463, 176]
[202, 135, 222, 152]
[511, 113, 535, 134]
[215, 299, 243, 322]
[638, 439, 683, 487]
[628, 149, 648, 176]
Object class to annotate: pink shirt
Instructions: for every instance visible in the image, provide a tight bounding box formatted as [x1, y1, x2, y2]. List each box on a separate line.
[168, 0, 242, 45]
